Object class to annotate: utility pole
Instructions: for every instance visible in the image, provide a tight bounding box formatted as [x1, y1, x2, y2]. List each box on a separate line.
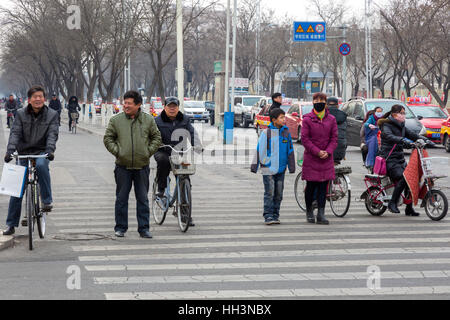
[365, 0, 372, 99]
[255, 0, 261, 95]
[176, 0, 184, 111]
[342, 25, 347, 102]
[230, 0, 237, 113]
[224, 0, 231, 113]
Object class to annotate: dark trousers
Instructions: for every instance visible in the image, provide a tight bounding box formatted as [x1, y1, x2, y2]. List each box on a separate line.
[6, 156, 52, 227]
[154, 151, 171, 192]
[114, 165, 150, 233]
[305, 181, 328, 209]
[263, 172, 285, 220]
[68, 112, 79, 130]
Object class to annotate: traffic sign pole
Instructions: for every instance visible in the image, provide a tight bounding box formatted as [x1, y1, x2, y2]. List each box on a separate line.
[342, 26, 347, 102]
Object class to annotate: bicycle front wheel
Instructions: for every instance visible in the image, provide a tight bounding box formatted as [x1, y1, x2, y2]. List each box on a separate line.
[36, 184, 45, 239]
[294, 172, 306, 212]
[328, 174, 351, 217]
[26, 184, 34, 250]
[424, 189, 448, 221]
[151, 178, 167, 225]
[177, 177, 192, 233]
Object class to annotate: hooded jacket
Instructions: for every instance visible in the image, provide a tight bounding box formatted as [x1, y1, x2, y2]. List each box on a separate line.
[68, 96, 81, 113]
[327, 106, 347, 161]
[268, 101, 282, 114]
[251, 123, 295, 175]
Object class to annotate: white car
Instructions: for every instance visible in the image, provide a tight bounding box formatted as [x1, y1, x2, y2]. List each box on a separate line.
[233, 95, 265, 127]
[183, 101, 210, 123]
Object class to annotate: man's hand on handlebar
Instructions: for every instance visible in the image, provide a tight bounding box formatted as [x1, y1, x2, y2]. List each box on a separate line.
[4, 153, 12, 163]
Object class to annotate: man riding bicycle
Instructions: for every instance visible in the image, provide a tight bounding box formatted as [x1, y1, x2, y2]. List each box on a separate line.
[154, 97, 203, 227]
[5, 94, 17, 129]
[3, 86, 59, 236]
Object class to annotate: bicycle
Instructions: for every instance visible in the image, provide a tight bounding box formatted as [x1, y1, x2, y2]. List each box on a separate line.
[361, 140, 448, 221]
[150, 145, 195, 232]
[294, 156, 352, 217]
[12, 152, 49, 250]
[70, 112, 79, 134]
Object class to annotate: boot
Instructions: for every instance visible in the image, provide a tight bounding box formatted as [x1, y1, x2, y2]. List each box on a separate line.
[405, 204, 420, 216]
[387, 179, 406, 214]
[316, 208, 329, 225]
[306, 205, 315, 223]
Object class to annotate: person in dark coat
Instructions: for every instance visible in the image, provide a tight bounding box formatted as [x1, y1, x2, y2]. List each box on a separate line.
[49, 94, 62, 126]
[363, 107, 383, 171]
[154, 97, 203, 227]
[2, 86, 59, 236]
[378, 104, 431, 216]
[268, 92, 282, 114]
[301, 92, 338, 225]
[326, 96, 347, 164]
[67, 96, 81, 131]
[5, 95, 17, 128]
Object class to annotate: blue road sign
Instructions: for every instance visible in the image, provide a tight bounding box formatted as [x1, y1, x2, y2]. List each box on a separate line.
[293, 21, 326, 42]
[339, 43, 351, 56]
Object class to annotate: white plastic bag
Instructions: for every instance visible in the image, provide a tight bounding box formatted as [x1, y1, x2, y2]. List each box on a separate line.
[0, 163, 27, 198]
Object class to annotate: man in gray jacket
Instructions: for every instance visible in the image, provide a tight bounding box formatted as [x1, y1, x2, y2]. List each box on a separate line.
[2, 86, 59, 236]
[5, 94, 17, 128]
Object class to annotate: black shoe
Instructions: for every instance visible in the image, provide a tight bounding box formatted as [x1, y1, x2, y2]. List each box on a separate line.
[405, 204, 420, 216]
[3, 226, 15, 236]
[21, 218, 28, 227]
[42, 203, 53, 212]
[181, 215, 195, 227]
[316, 208, 329, 225]
[115, 230, 125, 237]
[306, 205, 315, 223]
[388, 201, 400, 214]
[139, 230, 153, 238]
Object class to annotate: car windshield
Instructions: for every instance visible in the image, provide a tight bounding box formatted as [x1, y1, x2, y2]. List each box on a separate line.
[184, 101, 204, 108]
[301, 105, 314, 115]
[242, 97, 263, 106]
[365, 101, 415, 119]
[154, 102, 162, 108]
[409, 106, 447, 119]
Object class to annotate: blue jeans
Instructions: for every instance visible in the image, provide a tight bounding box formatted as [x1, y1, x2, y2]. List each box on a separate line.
[6, 157, 52, 228]
[114, 165, 150, 233]
[263, 172, 285, 220]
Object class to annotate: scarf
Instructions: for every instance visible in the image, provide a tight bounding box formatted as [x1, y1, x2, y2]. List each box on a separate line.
[313, 108, 325, 120]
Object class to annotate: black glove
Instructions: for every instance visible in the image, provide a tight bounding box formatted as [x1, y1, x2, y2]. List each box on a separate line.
[46, 152, 55, 161]
[4, 153, 12, 163]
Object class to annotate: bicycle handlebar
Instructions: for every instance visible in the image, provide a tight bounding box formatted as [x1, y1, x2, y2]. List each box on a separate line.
[11, 152, 49, 160]
[158, 145, 193, 153]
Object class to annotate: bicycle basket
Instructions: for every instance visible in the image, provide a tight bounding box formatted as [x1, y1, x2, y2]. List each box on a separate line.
[421, 157, 449, 179]
[70, 112, 79, 120]
[169, 155, 196, 175]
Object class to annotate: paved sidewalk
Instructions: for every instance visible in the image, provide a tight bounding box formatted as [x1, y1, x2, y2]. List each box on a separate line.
[0, 234, 14, 251]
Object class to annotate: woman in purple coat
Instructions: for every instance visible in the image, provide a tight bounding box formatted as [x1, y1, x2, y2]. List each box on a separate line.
[301, 92, 338, 225]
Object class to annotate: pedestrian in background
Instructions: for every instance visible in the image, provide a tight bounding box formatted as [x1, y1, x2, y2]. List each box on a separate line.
[104, 90, 162, 239]
[5, 94, 17, 128]
[268, 92, 283, 113]
[326, 96, 347, 165]
[301, 92, 337, 225]
[363, 107, 383, 171]
[251, 108, 295, 225]
[49, 94, 62, 126]
[67, 96, 81, 132]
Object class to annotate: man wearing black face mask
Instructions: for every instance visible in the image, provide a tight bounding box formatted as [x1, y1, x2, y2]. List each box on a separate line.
[327, 97, 347, 164]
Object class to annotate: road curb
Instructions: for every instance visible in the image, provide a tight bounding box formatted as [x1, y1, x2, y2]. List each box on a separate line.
[0, 234, 14, 251]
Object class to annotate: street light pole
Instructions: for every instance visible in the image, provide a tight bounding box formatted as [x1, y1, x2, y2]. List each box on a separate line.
[224, 0, 231, 113]
[176, 0, 184, 111]
[231, 0, 237, 113]
[342, 25, 347, 101]
[255, 0, 261, 95]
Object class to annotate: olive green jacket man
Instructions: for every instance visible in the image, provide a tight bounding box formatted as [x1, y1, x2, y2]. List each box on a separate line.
[104, 109, 162, 169]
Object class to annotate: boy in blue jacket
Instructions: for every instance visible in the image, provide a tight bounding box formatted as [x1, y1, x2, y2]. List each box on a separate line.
[251, 108, 296, 225]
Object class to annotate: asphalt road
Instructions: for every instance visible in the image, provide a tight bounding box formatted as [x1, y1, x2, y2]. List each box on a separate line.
[1, 111, 450, 300]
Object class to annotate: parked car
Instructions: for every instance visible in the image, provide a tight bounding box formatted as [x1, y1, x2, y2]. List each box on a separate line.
[251, 97, 272, 125]
[233, 95, 265, 127]
[204, 101, 215, 125]
[340, 98, 426, 147]
[285, 102, 314, 143]
[183, 101, 209, 122]
[254, 103, 292, 137]
[408, 104, 449, 144]
[441, 116, 450, 152]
